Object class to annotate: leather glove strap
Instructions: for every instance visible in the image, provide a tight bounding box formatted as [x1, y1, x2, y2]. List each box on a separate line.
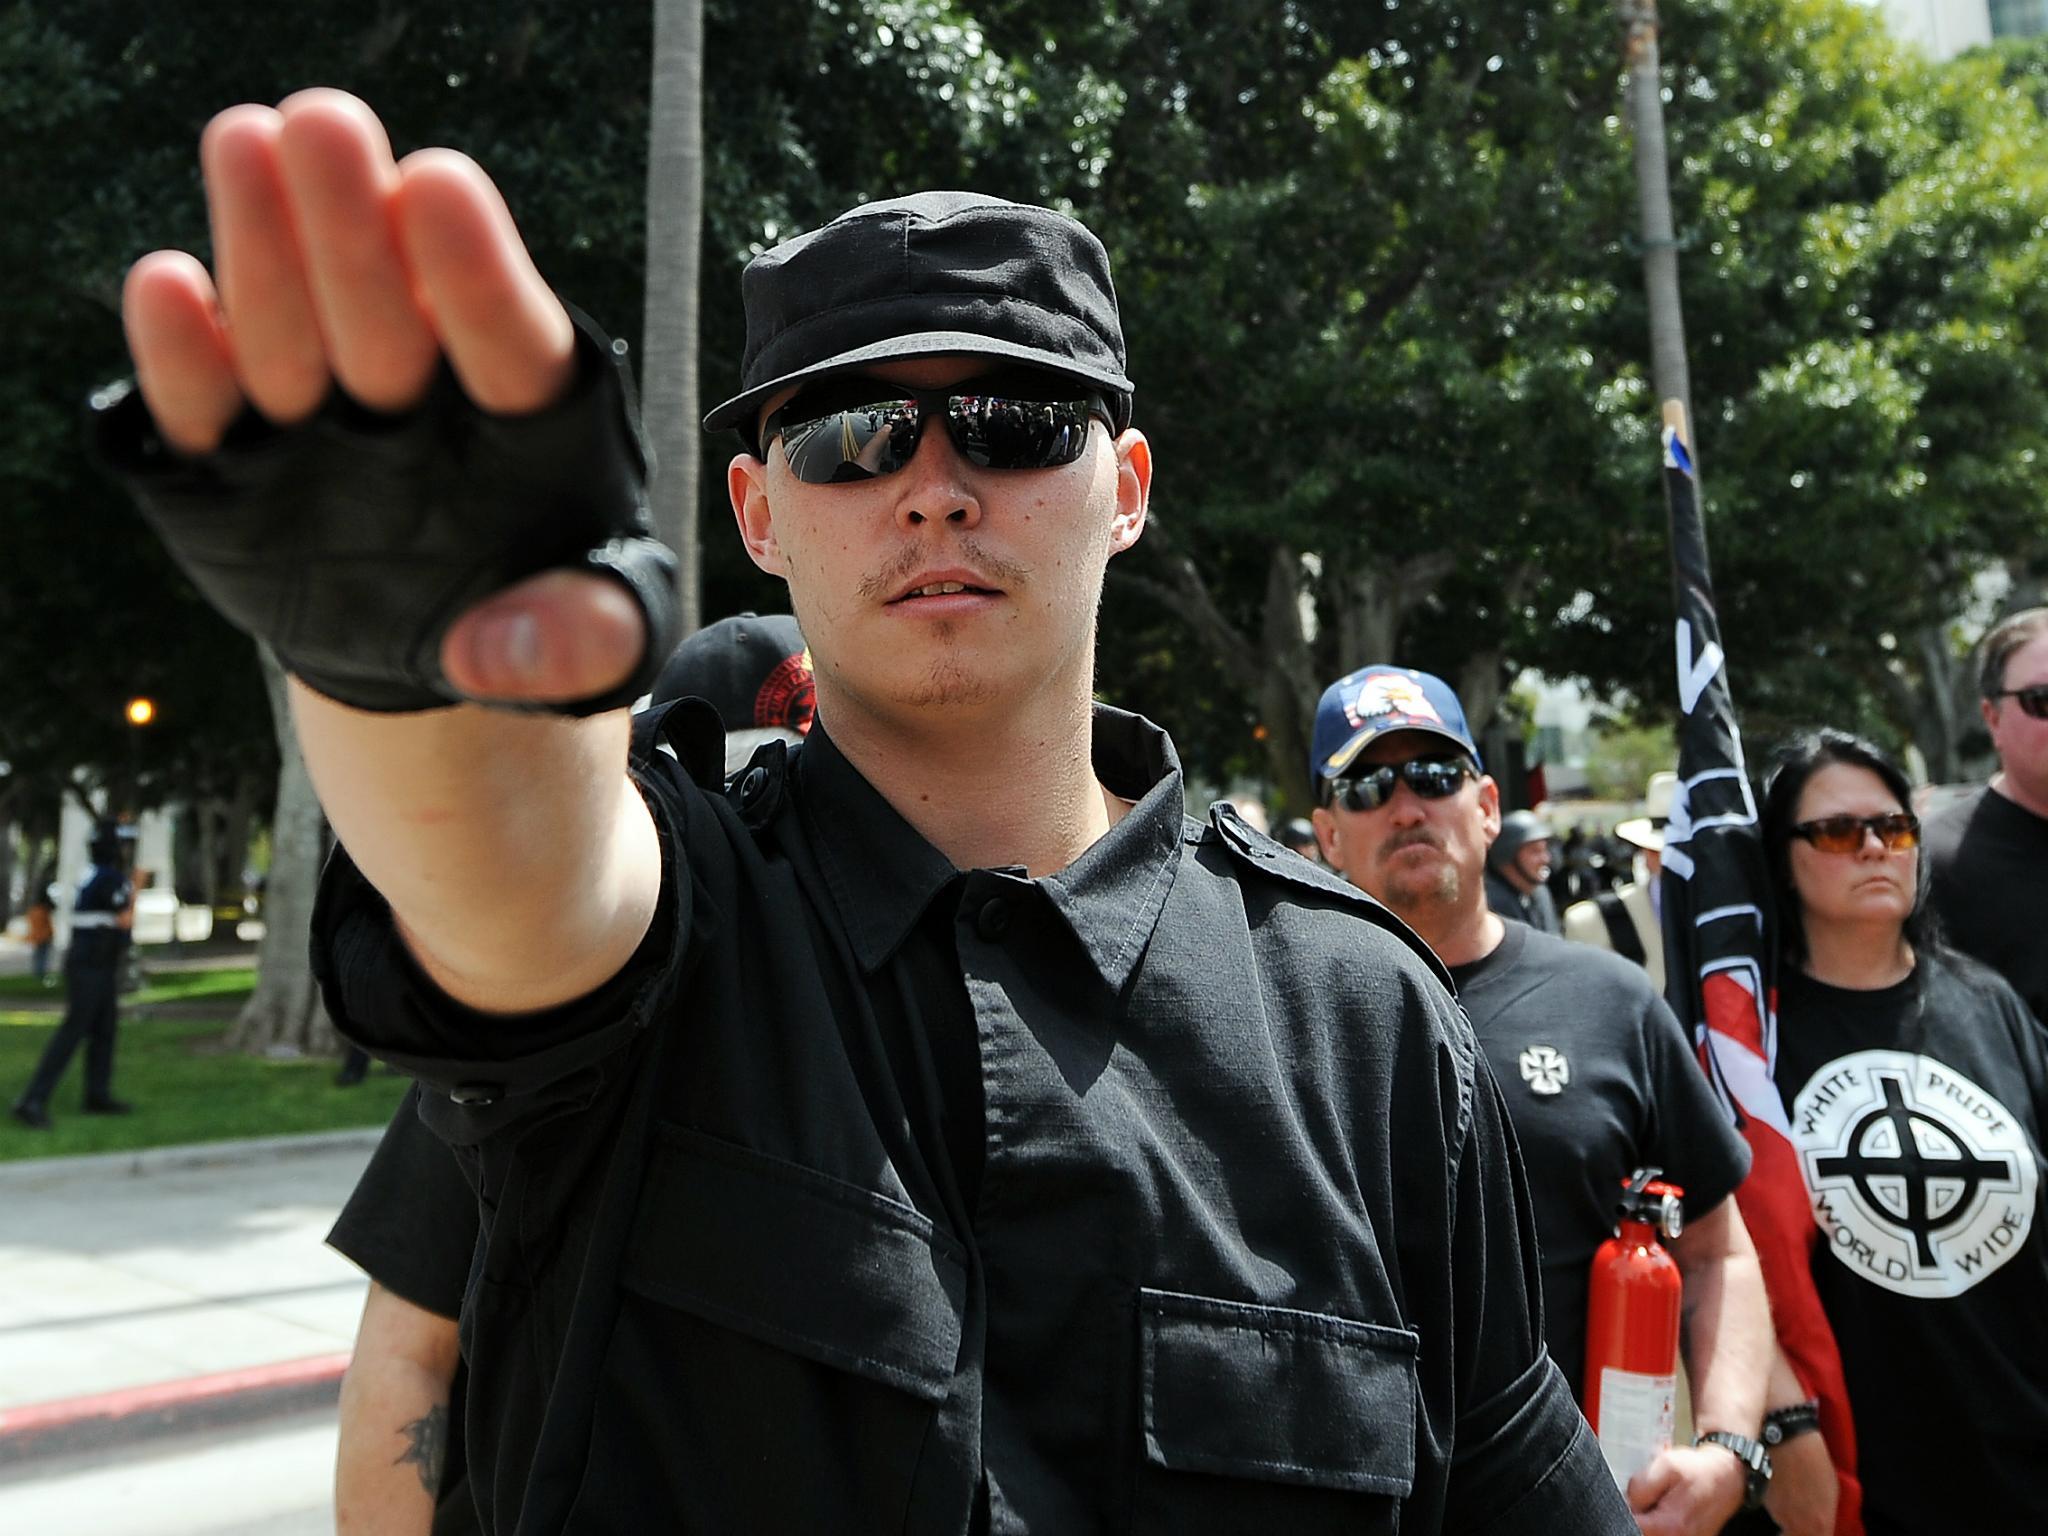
[90, 305, 678, 715]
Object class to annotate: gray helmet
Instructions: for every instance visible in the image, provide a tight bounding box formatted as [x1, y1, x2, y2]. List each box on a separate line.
[1489, 809, 1555, 870]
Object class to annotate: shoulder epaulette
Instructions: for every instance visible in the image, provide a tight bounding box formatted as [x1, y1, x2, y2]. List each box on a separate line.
[1205, 801, 1455, 992]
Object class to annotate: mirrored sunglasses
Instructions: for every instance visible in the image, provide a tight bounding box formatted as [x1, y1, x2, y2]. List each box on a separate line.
[1324, 756, 1473, 813]
[1989, 684, 2048, 721]
[1791, 812, 1920, 854]
[762, 372, 1112, 486]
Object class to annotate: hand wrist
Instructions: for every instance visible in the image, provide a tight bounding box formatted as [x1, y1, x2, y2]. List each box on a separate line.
[1694, 1430, 1773, 1509]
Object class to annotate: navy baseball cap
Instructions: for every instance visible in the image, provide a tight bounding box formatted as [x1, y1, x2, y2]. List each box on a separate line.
[1309, 666, 1482, 786]
[703, 191, 1134, 448]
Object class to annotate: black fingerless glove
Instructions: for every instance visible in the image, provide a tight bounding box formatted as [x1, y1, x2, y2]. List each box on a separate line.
[90, 306, 679, 715]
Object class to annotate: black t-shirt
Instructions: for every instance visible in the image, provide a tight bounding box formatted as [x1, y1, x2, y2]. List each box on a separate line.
[312, 704, 1634, 1535]
[1451, 921, 1752, 1401]
[1484, 870, 1562, 935]
[1926, 784, 2048, 1025]
[1774, 952, 2048, 1534]
[327, 1085, 481, 1536]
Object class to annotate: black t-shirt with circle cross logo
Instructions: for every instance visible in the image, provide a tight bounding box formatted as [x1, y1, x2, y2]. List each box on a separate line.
[1774, 952, 2048, 1535]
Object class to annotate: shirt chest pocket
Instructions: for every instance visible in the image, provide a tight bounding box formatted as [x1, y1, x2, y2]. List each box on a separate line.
[1135, 1288, 1418, 1534]
[621, 1123, 966, 1394]
[594, 1125, 968, 1529]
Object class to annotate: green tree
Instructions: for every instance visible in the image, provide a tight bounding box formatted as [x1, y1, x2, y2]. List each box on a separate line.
[992, 0, 2048, 803]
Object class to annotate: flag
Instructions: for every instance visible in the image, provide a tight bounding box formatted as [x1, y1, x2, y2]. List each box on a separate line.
[1654, 403, 1863, 1534]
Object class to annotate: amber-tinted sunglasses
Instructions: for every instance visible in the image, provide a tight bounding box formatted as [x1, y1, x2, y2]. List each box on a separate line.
[1791, 812, 1921, 854]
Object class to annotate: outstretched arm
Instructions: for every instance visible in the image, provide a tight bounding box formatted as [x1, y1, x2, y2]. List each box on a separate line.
[121, 91, 659, 1012]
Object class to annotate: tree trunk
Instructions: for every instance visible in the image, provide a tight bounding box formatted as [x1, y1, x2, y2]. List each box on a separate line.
[216, 773, 259, 909]
[1620, 0, 1698, 474]
[1256, 546, 1321, 812]
[1455, 649, 1506, 741]
[642, 0, 705, 635]
[0, 811, 14, 920]
[173, 801, 208, 905]
[229, 647, 337, 1058]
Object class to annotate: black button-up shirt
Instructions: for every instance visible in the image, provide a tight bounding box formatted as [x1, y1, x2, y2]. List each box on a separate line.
[315, 704, 1633, 1535]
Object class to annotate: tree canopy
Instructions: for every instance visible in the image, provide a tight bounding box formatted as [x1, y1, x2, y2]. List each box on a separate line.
[7, 0, 2046, 843]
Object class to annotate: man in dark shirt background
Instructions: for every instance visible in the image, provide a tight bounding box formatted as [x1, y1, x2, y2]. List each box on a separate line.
[105, 89, 1634, 1531]
[327, 613, 817, 1536]
[1928, 605, 2048, 1023]
[1485, 809, 1564, 934]
[1310, 663, 1775, 1535]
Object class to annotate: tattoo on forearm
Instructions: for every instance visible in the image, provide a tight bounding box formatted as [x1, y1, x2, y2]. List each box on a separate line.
[394, 1404, 448, 1494]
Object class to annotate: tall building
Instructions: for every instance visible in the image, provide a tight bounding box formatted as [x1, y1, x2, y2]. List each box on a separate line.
[1877, 0, 2048, 56]
[1876, 0, 1992, 58]
[1988, 0, 2048, 39]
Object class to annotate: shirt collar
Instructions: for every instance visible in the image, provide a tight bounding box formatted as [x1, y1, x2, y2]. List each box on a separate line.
[795, 719, 959, 973]
[1040, 707, 1185, 994]
[795, 705, 1185, 988]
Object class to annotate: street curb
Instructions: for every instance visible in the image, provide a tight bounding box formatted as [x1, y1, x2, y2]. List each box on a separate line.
[0, 1353, 350, 1468]
[0, 1126, 385, 1187]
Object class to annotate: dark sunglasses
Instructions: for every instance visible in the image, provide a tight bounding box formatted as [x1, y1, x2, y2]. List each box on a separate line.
[1988, 684, 2048, 721]
[1323, 756, 1474, 813]
[762, 372, 1113, 486]
[1791, 812, 1921, 854]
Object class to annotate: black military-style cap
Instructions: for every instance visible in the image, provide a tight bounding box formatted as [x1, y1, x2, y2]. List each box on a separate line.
[702, 191, 1134, 448]
[647, 613, 814, 735]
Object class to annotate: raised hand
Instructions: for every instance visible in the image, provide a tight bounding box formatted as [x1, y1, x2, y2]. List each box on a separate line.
[119, 89, 649, 705]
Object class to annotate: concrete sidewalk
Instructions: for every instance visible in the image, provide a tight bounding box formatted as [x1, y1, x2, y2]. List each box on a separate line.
[0, 1131, 380, 1464]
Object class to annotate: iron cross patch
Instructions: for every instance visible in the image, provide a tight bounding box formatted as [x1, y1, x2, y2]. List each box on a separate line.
[1520, 1045, 1571, 1097]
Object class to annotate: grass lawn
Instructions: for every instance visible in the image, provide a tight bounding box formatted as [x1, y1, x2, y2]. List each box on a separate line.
[0, 966, 407, 1161]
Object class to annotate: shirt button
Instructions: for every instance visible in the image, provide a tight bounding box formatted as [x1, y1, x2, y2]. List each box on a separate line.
[738, 765, 769, 805]
[976, 898, 1010, 940]
[449, 1082, 503, 1107]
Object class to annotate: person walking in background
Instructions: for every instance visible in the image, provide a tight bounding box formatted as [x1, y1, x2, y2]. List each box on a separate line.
[1564, 771, 1674, 991]
[23, 887, 56, 986]
[1484, 808, 1564, 934]
[1759, 728, 2048, 1534]
[1926, 606, 2048, 1023]
[10, 825, 137, 1129]
[1548, 824, 1590, 909]
[1309, 664, 1774, 1535]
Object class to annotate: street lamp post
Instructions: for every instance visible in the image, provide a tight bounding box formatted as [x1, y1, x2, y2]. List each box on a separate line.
[123, 696, 156, 817]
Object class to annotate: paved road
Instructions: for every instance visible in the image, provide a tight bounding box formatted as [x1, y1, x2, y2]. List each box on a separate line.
[0, 1405, 337, 1535]
[0, 1138, 374, 1411]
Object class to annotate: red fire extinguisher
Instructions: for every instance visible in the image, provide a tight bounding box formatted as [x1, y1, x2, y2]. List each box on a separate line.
[1584, 1167, 1685, 1490]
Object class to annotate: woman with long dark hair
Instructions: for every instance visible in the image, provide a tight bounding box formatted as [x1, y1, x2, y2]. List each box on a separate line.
[1760, 729, 2048, 1534]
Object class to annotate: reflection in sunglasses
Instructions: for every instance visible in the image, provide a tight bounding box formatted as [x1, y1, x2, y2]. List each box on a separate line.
[1326, 758, 1473, 814]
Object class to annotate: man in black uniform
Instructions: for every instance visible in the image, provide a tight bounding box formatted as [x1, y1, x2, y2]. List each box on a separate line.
[101, 90, 1632, 1532]
[1927, 605, 2048, 1023]
[1308, 665, 1776, 1535]
[11, 825, 135, 1129]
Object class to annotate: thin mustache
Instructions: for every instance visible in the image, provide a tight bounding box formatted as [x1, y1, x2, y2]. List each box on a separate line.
[1380, 829, 1441, 860]
[858, 539, 1031, 603]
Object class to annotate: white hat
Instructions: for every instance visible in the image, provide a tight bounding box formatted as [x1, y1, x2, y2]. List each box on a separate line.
[1615, 771, 1677, 851]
